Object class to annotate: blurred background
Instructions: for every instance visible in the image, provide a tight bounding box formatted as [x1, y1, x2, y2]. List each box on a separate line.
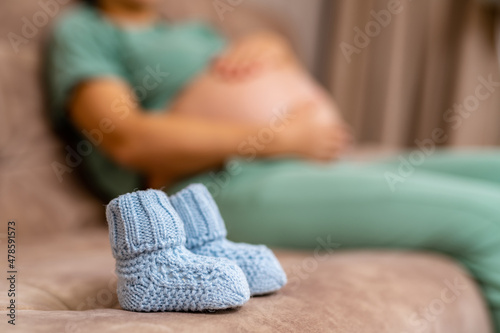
[162, 0, 500, 148]
[0, 0, 499, 233]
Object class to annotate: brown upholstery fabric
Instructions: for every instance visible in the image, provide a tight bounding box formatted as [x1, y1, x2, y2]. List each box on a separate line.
[0, 229, 493, 332]
[0, 0, 104, 235]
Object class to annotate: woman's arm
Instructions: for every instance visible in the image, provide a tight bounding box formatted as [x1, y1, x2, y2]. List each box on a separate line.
[69, 79, 341, 188]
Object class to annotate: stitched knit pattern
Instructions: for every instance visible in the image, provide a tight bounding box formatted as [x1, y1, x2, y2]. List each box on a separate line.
[170, 184, 287, 295]
[106, 189, 250, 312]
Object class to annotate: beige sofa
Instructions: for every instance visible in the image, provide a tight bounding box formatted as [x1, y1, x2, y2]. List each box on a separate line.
[0, 1, 494, 332]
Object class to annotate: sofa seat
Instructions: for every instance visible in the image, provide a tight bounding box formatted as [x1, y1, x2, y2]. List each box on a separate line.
[0, 228, 492, 332]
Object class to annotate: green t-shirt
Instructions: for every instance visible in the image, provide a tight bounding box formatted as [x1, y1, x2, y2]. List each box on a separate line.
[47, 3, 227, 200]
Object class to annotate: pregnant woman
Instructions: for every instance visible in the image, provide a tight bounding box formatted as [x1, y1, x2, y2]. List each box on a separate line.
[47, 0, 500, 329]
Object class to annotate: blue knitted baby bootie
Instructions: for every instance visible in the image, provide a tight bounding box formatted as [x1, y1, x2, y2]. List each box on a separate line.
[106, 189, 250, 312]
[170, 184, 287, 296]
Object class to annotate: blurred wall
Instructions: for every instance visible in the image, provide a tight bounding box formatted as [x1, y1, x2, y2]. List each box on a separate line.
[161, 0, 324, 72]
[324, 0, 500, 149]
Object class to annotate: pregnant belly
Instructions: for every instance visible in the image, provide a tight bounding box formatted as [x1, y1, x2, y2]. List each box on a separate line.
[170, 64, 336, 126]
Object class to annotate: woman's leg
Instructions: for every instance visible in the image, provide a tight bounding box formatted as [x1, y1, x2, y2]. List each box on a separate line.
[376, 149, 500, 186]
[170, 157, 500, 330]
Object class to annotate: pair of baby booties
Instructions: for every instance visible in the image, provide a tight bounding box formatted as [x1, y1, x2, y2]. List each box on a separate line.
[106, 184, 287, 312]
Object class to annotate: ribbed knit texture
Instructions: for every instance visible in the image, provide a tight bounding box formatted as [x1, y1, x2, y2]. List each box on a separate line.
[106, 189, 250, 312]
[170, 184, 287, 295]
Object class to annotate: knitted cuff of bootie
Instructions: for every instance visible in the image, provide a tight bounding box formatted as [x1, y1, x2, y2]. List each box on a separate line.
[106, 189, 250, 311]
[170, 184, 287, 296]
[169, 183, 227, 249]
[106, 189, 185, 260]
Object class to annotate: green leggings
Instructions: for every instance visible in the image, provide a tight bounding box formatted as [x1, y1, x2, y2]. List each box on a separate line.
[170, 150, 500, 330]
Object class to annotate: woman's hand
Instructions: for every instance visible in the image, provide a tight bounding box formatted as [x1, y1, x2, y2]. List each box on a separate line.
[212, 31, 293, 82]
[276, 102, 353, 162]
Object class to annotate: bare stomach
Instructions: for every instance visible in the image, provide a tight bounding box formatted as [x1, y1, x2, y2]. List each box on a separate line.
[170, 62, 338, 126]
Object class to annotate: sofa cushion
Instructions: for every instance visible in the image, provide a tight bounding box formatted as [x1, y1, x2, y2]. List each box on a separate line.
[0, 228, 492, 332]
